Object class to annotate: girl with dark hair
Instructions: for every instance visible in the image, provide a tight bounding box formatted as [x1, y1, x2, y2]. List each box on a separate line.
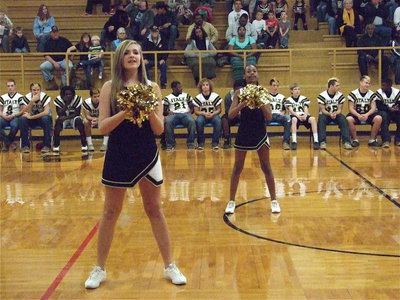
[33, 4, 56, 51]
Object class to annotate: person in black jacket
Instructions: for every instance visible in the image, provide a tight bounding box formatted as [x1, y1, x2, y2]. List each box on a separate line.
[142, 26, 168, 89]
[100, 1, 129, 48]
[153, 1, 179, 50]
[362, 0, 392, 45]
[125, 0, 154, 41]
[11, 27, 30, 53]
[337, 0, 362, 47]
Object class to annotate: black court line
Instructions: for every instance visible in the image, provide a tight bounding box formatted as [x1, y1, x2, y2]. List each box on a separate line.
[224, 195, 400, 258]
[325, 149, 400, 208]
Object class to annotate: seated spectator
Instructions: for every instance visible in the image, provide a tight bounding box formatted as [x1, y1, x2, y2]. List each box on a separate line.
[316, 0, 328, 25]
[293, 0, 308, 30]
[228, 0, 249, 27]
[33, 5, 55, 52]
[193, 78, 222, 150]
[337, 0, 361, 47]
[347, 75, 382, 147]
[142, 26, 169, 89]
[252, 10, 268, 47]
[275, 0, 288, 19]
[0, 11, 13, 52]
[279, 12, 291, 48]
[228, 26, 258, 81]
[126, 0, 154, 41]
[11, 27, 30, 53]
[363, 0, 392, 45]
[253, 0, 272, 20]
[241, 0, 257, 16]
[111, 27, 127, 50]
[391, 29, 400, 84]
[153, 1, 179, 50]
[357, 24, 390, 79]
[53, 86, 87, 152]
[323, 0, 340, 35]
[186, 13, 219, 45]
[20, 83, 53, 153]
[168, 0, 193, 25]
[222, 80, 244, 148]
[184, 27, 217, 85]
[193, 5, 214, 23]
[85, 0, 111, 15]
[0, 79, 24, 152]
[265, 11, 279, 48]
[163, 81, 196, 150]
[82, 88, 108, 151]
[100, 1, 129, 48]
[226, 13, 257, 42]
[285, 83, 319, 150]
[40, 26, 73, 90]
[67, 32, 91, 68]
[375, 78, 400, 147]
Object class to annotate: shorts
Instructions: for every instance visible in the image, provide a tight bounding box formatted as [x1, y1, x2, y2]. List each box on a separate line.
[291, 114, 311, 129]
[346, 112, 379, 125]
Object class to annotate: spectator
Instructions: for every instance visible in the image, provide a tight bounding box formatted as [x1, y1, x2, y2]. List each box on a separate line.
[275, 0, 288, 19]
[186, 13, 219, 44]
[226, 13, 257, 41]
[184, 27, 217, 85]
[391, 29, 400, 84]
[279, 11, 291, 48]
[0, 11, 13, 52]
[143, 26, 169, 89]
[67, 32, 91, 72]
[33, 5, 55, 52]
[293, 0, 308, 30]
[85, 0, 111, 15]
[111, 27, 127, 50]
[53, 86, 87, 152]
[20, 83, 53, 153]
[228, 26, 258, 81]
[222, 80, 243, 148]
[168, 0, 193, 25]
[126, 0, 154, 41]
[253, 0, 273, 20]
[0, 79, 24, 152]
[324, 0, 340, 35]
[363, 0, 392, 45]
[193, 78, 222, 150]
[357, 23, 390, 79]
[194, 0, 216, 8]
[268, 78, 291, 150]
[11, 27, 30, 53]
[153, 1, 179, 50]
[347, 75, 382, 147]
[375, 78, 400, 147]
[100, 1, 129, 48]
[193, 4, 214, 23]
[316, 0, 328, 26]
[40, 26, 73, 90]
[337, 0, 361, 47]
[228, 0, 249, 26]
[265, 11, 279, 48]
[252, 10, 268, 47]
[285, 83, 319, 150]
[317, 78, 352, 150]
[163, 81, 196, 150]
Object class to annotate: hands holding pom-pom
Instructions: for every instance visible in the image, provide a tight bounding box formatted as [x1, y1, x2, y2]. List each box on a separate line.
[238, 84, 272, 109]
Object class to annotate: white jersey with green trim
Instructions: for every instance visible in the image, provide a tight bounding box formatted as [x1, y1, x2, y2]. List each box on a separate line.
[0, 92, 24, 116]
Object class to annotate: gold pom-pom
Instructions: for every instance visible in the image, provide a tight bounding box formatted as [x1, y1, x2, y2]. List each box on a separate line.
[238, 84, 271, 109]
[117, 83, 158, 128]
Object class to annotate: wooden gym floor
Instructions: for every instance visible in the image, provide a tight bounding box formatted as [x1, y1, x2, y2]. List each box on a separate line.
[1, 136, 399, 300]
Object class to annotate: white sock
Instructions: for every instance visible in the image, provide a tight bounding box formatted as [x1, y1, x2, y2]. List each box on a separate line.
[313, 133, 319, 143]
[103, 136, 109, 145]
[292, 134, 297, 143]
[86, 136, 92, 145]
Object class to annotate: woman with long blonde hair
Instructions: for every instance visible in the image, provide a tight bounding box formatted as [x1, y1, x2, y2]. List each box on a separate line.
[85, 40, 187, 289]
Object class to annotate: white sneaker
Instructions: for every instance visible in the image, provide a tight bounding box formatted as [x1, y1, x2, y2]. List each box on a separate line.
[271, 200, 281, 213]
[81, 145, 88, 152]
[53, 146, 60, 152]
[85, 266, 106, 289]
[88, 144, 95, 151]
[225, 200, 235, 214]
[164, 262, 187, 285]
[100, 144, 107, 152]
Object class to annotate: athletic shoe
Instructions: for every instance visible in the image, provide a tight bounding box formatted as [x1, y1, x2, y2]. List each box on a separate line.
[88, 144, 95, 151]
[100, 144, 107, 152]
[271, 200, 281, 213]
[222, 141, 231, 149]
[1, 145, 9, 152]
[319, 141, 327, 150]
[166, 146, 174, 151]
[382, 141, 390, 148]
[82, 145, 88, 152]
[282, 141, 290, 150]
[164, 263, 187, 285]
[212, 143, 219, 150]
[53, 146, 60, 152]
[197, 143, 204, 150]
[225, 200, 235, 214]
[85, 266, 106, 289]
[343, 142, 352, 150]
[98, 72, 103, 80]
[22, 146, 30, 153]
[368, 140, 381, 147]
[351, 140, 360, 147]
[41, 146, 50, 153]
[291, 142, 297, 150]
[313, 142, 320, 150]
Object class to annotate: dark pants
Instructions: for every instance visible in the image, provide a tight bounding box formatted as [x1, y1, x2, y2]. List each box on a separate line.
[54, 117, 86, 147]
[358, 54, 390, 79]
[266, 32, 278, 48]
[160, 25, 178, 50]
[378, 110, 400, 143]
[20, 115, 53, 148]
[343, 26, 357, 47]
[80, 58, 104, 88]
[271, 113, 291, 143]
[0, 117, 19, 146]
[85, 0, 110, 13]
[294, 13, 307, 27]
[145, 60, 167, 85]
[317, 113, 350, 144]
[393, 57, 400, 84]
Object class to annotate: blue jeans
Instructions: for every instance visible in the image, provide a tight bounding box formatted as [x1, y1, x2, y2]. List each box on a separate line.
[40, 59, 73, 85]
[196, 114, 221, 145]
[316, 2, 327, 22]
[325, 14, 336, 34]
[280, 34, 289, 48]
[80, 58, 104, 88]
[14, 47, 29, 53]
[36, 33, 50, 52]
[165, 113, 196, 147]
[20, 115, 53, 148]
[0, 117, 20, 146]
[160, 25, 178, 50]
[145, 60, 167, 85]
[317, 113, 350, 144]
[271, 113, 291, 143]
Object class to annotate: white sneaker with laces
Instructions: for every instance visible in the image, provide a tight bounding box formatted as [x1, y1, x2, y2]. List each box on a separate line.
[85, 266, 106, 289]
[53, 146, 60, 152]
[271, 200, 281, 213]
[164, 262, 187, 285]
[225, 200, 235, 214]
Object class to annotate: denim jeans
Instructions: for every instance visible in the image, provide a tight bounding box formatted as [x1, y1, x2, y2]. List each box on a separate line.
[80, 58, 104, 88]
[145, 60, 167, 85]
[0, 117, 20, 146]
[271, 113, 291, 143]
[36, 33, 50, 52]
[317, 113, 350, 144]
[40, 59, 73, 85]
[316, 2, 327, 22]
[378, 110, 400, 143]
[14, 47, 29, 53]
[280, 34, 289, 48]
[165, 113, 196, 147]
[20, 115, 53, 148]
[196, 114, 221, 145]
[324, 14, 336, 35]
[160, 25, 178, 50]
